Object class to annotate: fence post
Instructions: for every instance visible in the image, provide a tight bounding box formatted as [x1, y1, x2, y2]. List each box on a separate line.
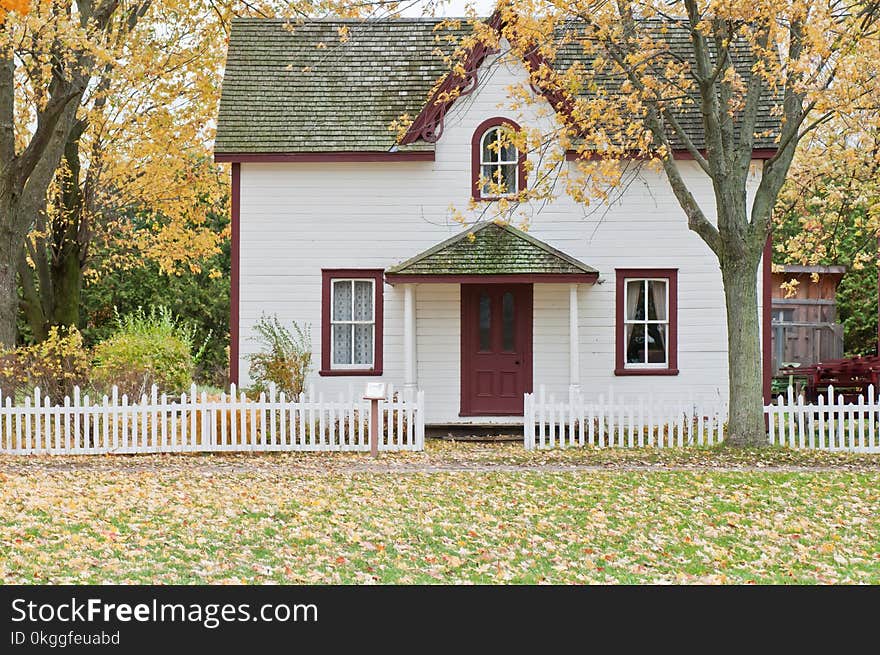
[524, 393, 533, 450]
[417, 390, 425, 450]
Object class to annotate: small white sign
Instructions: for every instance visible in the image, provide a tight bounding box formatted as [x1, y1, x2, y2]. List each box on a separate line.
[363, 382, 388, 400]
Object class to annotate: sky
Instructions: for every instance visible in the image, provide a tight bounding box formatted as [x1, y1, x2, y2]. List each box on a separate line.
[400, 0, 498, 17]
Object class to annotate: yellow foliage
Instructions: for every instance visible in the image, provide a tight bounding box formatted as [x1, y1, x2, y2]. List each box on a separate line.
[417, 1, 880, 238]
[0, 326, 90, 401]
[0, 0, 28, 22]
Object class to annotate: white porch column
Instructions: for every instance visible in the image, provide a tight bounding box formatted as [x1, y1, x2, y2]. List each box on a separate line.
[404, 284, 417, 392]
[569, 283, 580, 393]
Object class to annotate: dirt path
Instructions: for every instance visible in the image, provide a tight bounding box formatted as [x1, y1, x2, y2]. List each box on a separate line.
[2, 452, 878, 476]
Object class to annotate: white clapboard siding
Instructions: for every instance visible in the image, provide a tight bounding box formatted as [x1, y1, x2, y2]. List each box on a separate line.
[524, 385, 727, 450]
[765, 385, 880, 453]
[237, 50, 767, 423]
[0, 384, 425, 455]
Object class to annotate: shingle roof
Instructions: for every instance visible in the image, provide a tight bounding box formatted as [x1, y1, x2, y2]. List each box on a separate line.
[215, 17, 781, 154]
[385, 222, 598, 276]
[215, 18, 466, 153]
[554, 20, 781, 151]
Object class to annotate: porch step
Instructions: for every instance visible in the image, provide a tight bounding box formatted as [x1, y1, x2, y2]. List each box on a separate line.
[427, 426, 524, 442]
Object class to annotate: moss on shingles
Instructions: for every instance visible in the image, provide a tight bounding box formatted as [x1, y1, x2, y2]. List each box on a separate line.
[386, 223, 598, 275]
[215, 17, 781, 154]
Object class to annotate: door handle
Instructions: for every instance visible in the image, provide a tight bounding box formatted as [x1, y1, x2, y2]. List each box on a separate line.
[515, 360, 520, 365]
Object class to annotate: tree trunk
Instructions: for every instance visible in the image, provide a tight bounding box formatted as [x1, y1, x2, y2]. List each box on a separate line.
[50, 241, 82, 327]
[0, 233, 18, 348]
[0, 190, 21, 348]
[721, 253, 767, 446]
[49, 130, 86, 329]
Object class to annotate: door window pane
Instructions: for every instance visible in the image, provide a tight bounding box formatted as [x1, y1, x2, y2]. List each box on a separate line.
[502, 292, 515, 352]
[479, 293, 491, 351]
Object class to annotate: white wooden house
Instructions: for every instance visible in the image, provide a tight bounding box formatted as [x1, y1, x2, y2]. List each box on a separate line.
[214, 15, 776, 425]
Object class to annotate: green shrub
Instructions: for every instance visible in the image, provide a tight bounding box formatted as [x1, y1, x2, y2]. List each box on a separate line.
[0, 326, 90, 401]
[247, 315, 312, 397]
[93, 307, 201, 399]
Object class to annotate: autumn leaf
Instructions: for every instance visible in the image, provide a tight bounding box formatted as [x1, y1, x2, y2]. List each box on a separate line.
[0, 0, 28, 23]
[0, 443, 877, 584]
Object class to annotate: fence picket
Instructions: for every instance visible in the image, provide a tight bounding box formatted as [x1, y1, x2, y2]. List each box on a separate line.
[858, 394, 865, 451]
[521, 385, 878, 452]
[0, 386, 427, 455]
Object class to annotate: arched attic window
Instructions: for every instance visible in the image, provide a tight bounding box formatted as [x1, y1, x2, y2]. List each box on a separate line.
[471, 117, 527, 200]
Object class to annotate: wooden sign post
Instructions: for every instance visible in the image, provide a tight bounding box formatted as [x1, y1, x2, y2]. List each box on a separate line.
[363, 382, 387, 458]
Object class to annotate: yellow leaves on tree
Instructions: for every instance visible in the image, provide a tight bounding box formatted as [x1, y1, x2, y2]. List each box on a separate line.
[0, 0, 28, 23]
[55, 0, 232, 280]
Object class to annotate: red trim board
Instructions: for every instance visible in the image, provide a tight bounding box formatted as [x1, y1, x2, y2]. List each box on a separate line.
[385, 273, 598, 285]
[319, 269, 385, 377]
[614, 268, 679, 376]
[229, 163, 241, 386]
[215, 152, 434, 163]
[763, 234, 773, 404]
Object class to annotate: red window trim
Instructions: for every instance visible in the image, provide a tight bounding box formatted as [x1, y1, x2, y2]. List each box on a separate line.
[471, 117, 527, 201]
[320, 269, 384, 377]
[615, 268, 679, 376]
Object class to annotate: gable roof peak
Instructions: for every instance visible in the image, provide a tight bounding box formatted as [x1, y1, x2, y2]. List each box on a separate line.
[386, 221, 598, 278]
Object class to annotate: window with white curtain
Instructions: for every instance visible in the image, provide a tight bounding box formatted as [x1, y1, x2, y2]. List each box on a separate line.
[623, 278, 669, 367]
[331, 278, 375, 368]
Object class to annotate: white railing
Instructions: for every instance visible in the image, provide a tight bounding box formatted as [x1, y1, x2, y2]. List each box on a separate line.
[0, 383, 425, 455]
[524, 386, 727, 450]
[766, 385, 880, 452]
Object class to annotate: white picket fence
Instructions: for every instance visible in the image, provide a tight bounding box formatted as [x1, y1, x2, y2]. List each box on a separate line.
[766, 385, 880, 452]
[524, 386, 727, 450]
[0, 383, 425, 455]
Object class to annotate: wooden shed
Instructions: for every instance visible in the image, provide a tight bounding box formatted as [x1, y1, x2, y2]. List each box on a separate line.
[771, 265, 845, 375]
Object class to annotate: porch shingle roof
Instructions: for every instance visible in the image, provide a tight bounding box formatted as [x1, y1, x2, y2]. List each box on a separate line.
[385, 223, 598, 277]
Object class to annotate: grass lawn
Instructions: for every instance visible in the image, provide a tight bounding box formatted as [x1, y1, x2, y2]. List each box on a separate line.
[1, 442, 878, 584]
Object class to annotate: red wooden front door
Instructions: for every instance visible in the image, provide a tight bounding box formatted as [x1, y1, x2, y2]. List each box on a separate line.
[460, 284, 533, 416]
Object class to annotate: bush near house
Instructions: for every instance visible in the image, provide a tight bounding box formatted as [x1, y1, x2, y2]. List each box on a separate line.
[79, 234, 230, 387]
[247, 314, 312, 397]
[92, 307, 203, 399]
[0, 326, 90, 401]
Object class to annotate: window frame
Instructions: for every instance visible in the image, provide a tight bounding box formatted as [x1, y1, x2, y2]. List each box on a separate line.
[471, 117, 527, 201]
[320, 269, 384, 376]
[615, 268, 678, 376]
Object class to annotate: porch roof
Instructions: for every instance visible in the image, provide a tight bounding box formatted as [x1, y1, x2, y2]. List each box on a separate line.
[385, 222, 599, 283]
